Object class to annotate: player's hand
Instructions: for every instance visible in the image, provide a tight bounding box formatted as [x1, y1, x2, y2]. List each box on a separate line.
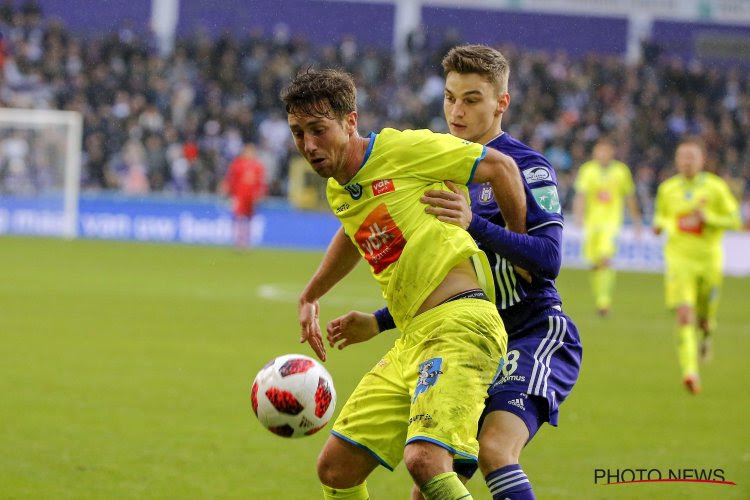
[421, 181, 473, 230]
[326, 311, 379, 350]
[693, 209, 706, 224]
[298, 298, 326, 361]
[514, 265, 533, 284]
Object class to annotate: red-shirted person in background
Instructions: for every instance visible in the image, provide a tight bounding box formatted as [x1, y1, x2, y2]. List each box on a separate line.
[223, 144, 267, 248]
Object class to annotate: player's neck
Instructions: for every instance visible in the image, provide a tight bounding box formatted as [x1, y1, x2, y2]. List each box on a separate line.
[336, 134, 370, 185]
[682, 172, 700, 181]
[476, 125, 504, 145]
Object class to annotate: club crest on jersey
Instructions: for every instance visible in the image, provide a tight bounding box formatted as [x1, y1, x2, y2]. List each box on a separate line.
[479, 183, 494, 204]
[523, 166, 552, 184]
[413, 358, 443, 402]
[372, 179, 395, 196]
[345, 183, 363, 200]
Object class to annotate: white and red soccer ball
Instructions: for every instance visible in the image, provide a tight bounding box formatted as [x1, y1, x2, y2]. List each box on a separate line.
[251, 354, 336, 438]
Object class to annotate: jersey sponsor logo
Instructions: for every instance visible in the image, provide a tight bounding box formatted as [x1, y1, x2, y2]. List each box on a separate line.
[372, 179, 395, 196]
[523, 166, 552, 184]
[335, 202, 350, 214]
[596, 190, 612, 203]
[408, 413, 433, 425]
[532, 185, 561, 214]
[413, 358, 443, 402]
[677, 212, 704, 235]
[354, 203, 406, 274]
[345, 183, 363, 200]
[479, 183, 494, 204]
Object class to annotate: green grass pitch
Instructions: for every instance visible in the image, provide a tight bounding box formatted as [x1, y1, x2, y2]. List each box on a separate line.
[1, 236, 748, 499]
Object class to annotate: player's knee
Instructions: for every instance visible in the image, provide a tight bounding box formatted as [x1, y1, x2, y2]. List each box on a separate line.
[404, 441, 450, 485]
[698, 318, 710, 332]
[676, 305, 694, 325]
[316, 450, 351, 488]
[403, 444, 431, 482]
[477, 439, 520, 475]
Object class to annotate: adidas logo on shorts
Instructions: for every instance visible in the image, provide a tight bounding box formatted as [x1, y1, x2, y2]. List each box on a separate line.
[507, 398, 525, 411]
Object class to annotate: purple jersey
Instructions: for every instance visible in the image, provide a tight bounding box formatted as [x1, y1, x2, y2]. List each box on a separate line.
[468, 133, 565, 336]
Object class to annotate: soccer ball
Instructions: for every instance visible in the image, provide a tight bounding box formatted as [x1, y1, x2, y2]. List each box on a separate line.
[251, 353, 336, 438]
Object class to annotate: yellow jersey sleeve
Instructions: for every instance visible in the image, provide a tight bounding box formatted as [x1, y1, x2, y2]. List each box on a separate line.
[703, 176, 741, 230]
[619, 163, 635, 196]
[386, 129, 486, 185]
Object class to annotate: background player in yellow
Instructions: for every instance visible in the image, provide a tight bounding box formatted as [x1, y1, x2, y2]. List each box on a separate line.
[573, 138, 642, 315]
[282, 68, 527, 500]
[653, 137, 741, 395]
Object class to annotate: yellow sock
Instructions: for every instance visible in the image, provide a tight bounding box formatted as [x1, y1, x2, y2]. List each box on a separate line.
[322, 481, 369, 500]
[421, 472, 472, 500]
[592, 268, 614, 310]
[676, 323, 699, 377]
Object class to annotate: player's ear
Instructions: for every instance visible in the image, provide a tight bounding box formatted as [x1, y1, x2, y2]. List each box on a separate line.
[496, 92, 510, 116]
[345, 111, 358, 135]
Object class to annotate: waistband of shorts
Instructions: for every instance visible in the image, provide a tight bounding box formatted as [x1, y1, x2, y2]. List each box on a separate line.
[439, 288, 490, 305]
[405, 291, 498, 332]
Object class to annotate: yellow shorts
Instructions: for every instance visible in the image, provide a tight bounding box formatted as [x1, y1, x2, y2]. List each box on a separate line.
[331, 299, 506, 470]
[665, 258, 723, 326]
[583, 226, 618, 264]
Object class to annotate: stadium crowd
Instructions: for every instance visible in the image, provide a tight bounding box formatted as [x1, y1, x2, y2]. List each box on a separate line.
[0, 1, 748, 225]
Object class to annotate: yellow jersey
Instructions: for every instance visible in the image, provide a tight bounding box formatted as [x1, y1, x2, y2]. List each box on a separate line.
[653, 171, 741, 267]
[575, 159, 635, 228]
[327, 128, 494, 329]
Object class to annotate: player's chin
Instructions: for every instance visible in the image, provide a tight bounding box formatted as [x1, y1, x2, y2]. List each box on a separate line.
[450, 125, 470, 140]
[310, 161, 329, 177]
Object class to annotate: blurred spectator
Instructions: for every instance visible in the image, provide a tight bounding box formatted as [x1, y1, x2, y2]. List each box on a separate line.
[222, 143, 267, 249]
[0, 1, 745, 226]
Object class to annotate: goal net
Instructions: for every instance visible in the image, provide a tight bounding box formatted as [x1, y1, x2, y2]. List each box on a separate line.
[0, 108, 82, 238]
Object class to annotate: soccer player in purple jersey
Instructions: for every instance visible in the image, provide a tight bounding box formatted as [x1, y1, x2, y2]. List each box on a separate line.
[326, 45, 583, 500]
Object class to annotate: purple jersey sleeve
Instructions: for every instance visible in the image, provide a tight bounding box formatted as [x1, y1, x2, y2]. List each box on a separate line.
[468, 215, 562, 280]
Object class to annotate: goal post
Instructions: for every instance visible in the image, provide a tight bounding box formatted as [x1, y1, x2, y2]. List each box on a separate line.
[0, 108, 83, 238]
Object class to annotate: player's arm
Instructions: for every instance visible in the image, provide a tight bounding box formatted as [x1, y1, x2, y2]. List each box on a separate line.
[326, 310, 383, 350]
[652, 185, 667, 235]
[299, 227, 361, 361]
[572, 167, 587, 227]
[422, 180, 562, 279]
[470, 148, 527, 234]
[701, 182, 741, 230]
[572, 191, 585, 227]
[627, 194, 643, 236]
[364, 227, 564, 338]
[468, 215, 562, 280]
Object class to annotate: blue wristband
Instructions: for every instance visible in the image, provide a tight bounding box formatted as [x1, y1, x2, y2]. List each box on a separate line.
[373, 307, 396, 333]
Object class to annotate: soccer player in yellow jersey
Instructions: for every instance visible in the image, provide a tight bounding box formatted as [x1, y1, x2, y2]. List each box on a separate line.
[282, 68, 527, 500]
[573, 138, 642, 315]
[653, 137, 741, 395]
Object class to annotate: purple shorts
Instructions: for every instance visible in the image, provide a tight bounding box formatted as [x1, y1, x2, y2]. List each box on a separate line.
[455, 309, 582, 478]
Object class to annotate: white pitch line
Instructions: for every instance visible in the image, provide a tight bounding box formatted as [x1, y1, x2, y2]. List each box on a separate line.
[257, 283, 383, 307]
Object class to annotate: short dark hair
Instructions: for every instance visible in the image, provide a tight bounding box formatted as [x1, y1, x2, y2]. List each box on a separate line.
[441, 44, 510, 94]
[677, 135, 705, 152]
[280, 68, 357, 120]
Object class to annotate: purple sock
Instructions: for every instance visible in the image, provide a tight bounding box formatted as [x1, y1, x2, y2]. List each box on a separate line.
[485, 464, 535, 500]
